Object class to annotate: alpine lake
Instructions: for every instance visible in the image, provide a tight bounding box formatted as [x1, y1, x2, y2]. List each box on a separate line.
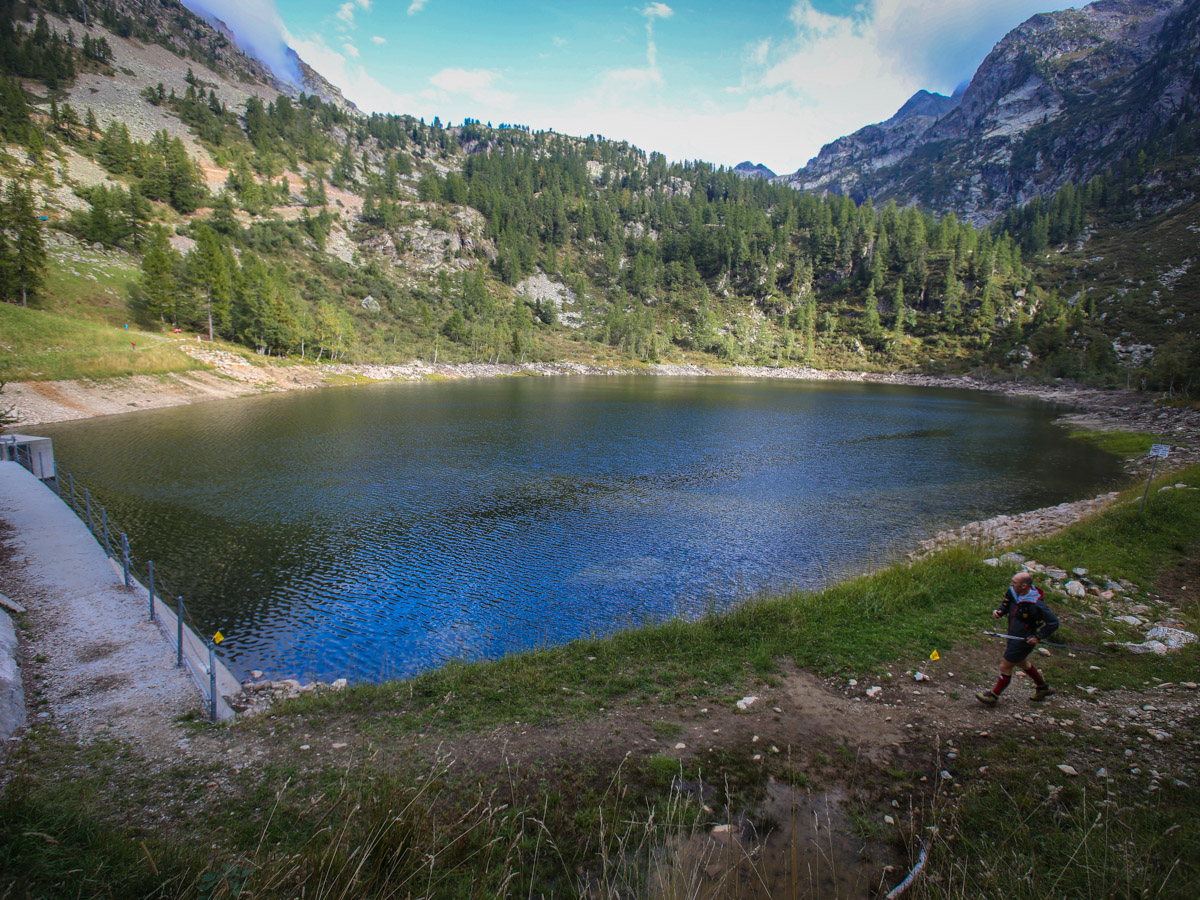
[36, 376, 1123, 683]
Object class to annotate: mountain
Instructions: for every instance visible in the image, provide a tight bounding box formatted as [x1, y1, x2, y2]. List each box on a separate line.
[777, 0, 1200, 223]
[1, 0, 1196, 393]
[732, 161, 777, 179]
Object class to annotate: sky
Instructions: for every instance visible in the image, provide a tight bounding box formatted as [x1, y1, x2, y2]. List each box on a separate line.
[184, 0, 1080, 175]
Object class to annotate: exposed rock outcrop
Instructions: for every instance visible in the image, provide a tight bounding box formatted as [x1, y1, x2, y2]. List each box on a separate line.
[777, 0, 1199, 223]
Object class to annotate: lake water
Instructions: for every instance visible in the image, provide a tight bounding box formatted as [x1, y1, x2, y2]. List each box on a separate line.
[37, 377, 1122, 682]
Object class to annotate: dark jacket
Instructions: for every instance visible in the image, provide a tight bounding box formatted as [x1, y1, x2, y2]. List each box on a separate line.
[996, 585, 1059, 641]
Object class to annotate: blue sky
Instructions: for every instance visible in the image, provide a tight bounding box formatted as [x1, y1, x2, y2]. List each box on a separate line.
[186, 1, 1080, 174]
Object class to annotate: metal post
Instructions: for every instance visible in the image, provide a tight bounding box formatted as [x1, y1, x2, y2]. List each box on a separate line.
[102, 508, 112, 558]
[52, 471, 60, 497]
[177, 596, 185, 669]
[85, 489, 95, 535]
[121, 533, 131, 587]
[148, 560, 156, 622]
[70, 473, 78, 515]
[1138, 457, 1160, 517]
[37, 451, 44, 479]
[208, 642, 218, 722]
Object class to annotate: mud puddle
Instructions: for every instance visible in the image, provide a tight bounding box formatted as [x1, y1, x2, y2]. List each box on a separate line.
[649, 782, 898, 899]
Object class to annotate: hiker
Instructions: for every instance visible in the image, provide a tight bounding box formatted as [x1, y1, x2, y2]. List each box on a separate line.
[977, 571, 1059, 705]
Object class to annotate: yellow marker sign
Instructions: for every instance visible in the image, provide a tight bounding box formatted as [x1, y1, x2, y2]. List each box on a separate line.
[213, 631, 224, 644]
[930, 650, 940, 661]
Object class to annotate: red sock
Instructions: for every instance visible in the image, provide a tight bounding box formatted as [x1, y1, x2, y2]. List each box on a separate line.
[992, 673, 1012, 695]
[1026, 665, 1046, 688]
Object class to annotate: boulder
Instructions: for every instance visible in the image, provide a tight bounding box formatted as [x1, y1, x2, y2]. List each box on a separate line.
[1065, 581, 1086, 597]
[1106, 640, 1168, 655]
[1144, 626, 1197, 650]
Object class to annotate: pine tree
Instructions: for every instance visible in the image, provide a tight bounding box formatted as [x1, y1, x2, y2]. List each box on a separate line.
[5, 181, 47, 307]
[862, 283, 880, 333]
[132, 226, 179, 324]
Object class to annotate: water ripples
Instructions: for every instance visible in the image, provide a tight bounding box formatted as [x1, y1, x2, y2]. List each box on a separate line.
[36, 377, 1123, 683]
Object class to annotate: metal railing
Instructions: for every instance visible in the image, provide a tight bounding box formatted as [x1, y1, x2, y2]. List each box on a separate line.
[6, 444, 231, 722]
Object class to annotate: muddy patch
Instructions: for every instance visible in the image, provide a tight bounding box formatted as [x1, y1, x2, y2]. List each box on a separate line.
[649, 783, 898, 899]
[76, 641, 120, 663]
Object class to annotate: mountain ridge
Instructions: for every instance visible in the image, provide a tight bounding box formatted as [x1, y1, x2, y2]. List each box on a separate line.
[776, 0, 1198, 223]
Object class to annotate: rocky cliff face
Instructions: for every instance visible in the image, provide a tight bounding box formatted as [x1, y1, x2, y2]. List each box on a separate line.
[778, 0, 1199, 222]
[732, 161, 777, 179]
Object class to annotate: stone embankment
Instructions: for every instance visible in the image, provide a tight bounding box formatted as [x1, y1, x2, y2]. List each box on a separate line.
[910, 492, 1123, 559]
[234, 672, 349, 717]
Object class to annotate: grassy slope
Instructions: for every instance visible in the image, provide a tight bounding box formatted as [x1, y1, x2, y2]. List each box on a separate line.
[0, 303, 204, 382]
[2, 461, 1198, 898]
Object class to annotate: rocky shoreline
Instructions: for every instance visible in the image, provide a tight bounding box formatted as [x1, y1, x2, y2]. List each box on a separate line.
[7, 353, 1199, 457]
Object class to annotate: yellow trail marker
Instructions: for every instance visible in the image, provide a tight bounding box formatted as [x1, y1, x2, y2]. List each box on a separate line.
[929, 650, 939, 661]
[213, 631, 224, 644]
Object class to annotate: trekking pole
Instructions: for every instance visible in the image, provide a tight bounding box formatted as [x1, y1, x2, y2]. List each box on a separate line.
[982, 631, 1105, 655]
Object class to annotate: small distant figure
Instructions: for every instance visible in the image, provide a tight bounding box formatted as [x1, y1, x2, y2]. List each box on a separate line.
[977, 571, 1059, 706]
[131, 341, 136, 351]
[124, 323, 128, 330]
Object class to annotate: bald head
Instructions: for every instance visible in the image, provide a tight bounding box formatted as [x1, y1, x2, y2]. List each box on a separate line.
[1011, 571, 1033, 594]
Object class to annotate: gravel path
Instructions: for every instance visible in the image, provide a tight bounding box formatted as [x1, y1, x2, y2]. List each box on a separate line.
[0, 462, 205, 757]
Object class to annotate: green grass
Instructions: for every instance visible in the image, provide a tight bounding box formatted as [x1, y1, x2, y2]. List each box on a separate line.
[41, 244, 139, 327]
[927, 720, 1200, 898]
[0, 303, 203, 381]
[1068, 428, 1165, 458]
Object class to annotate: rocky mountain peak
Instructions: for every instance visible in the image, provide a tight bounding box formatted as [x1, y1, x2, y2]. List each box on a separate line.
[776, 0, 1197, 222]
[732, 161, 777, 179]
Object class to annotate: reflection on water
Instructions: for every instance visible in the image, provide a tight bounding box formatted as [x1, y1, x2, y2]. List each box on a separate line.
[37, 377, 1121, 682]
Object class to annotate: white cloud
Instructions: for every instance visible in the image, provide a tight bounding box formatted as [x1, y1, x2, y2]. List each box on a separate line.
[408, 0, 428, 14]
[181, 0, 301, 82]
[287, 30, 418, 113]
[426, 67, 516, 109]
[371, 35, 386, 44]
[552, 35, 567, 48]
[343, 42, 360, 58]
[597, 2, 675, 97]
[336, 0, 372, 29]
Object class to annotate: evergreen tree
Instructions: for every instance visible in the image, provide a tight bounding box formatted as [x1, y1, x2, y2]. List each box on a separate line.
[3, 181, 47, 307]
[131, 225, 179, 324]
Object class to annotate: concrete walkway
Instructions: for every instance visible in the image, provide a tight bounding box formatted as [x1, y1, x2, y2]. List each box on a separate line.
[0, 461, 239, 748]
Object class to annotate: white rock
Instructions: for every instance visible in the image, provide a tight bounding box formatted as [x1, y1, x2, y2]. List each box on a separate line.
[1072, 568, 1088, 577]
[848, 679, 858, 687]
[914, 672, 929, 682]
[1066, 581, 1086, 597]
[331, 678, 348, 691]
[866, 686, 883, 698]
[999, 552, 1025, 565]
[1144, 626, 1197, 649]
[884, 815, 895, 825]
[675, 742, 687, 750]
[940, 770, 953, 780]
[710, 824, 735, 834]
[736, 696, 758, 710]
[1115, 616, 1145, 626]
[1181, 682, 1198, 690]
[332, 742, 347, 749]
[983, 558, 1000, 567]
[250, 670, 264, 680]
[1057, 765, 1079, 777]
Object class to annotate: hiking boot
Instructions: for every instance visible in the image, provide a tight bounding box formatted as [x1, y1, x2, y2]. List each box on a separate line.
[976, 690, 999, 706]
[1031, 685, 1056, 702]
